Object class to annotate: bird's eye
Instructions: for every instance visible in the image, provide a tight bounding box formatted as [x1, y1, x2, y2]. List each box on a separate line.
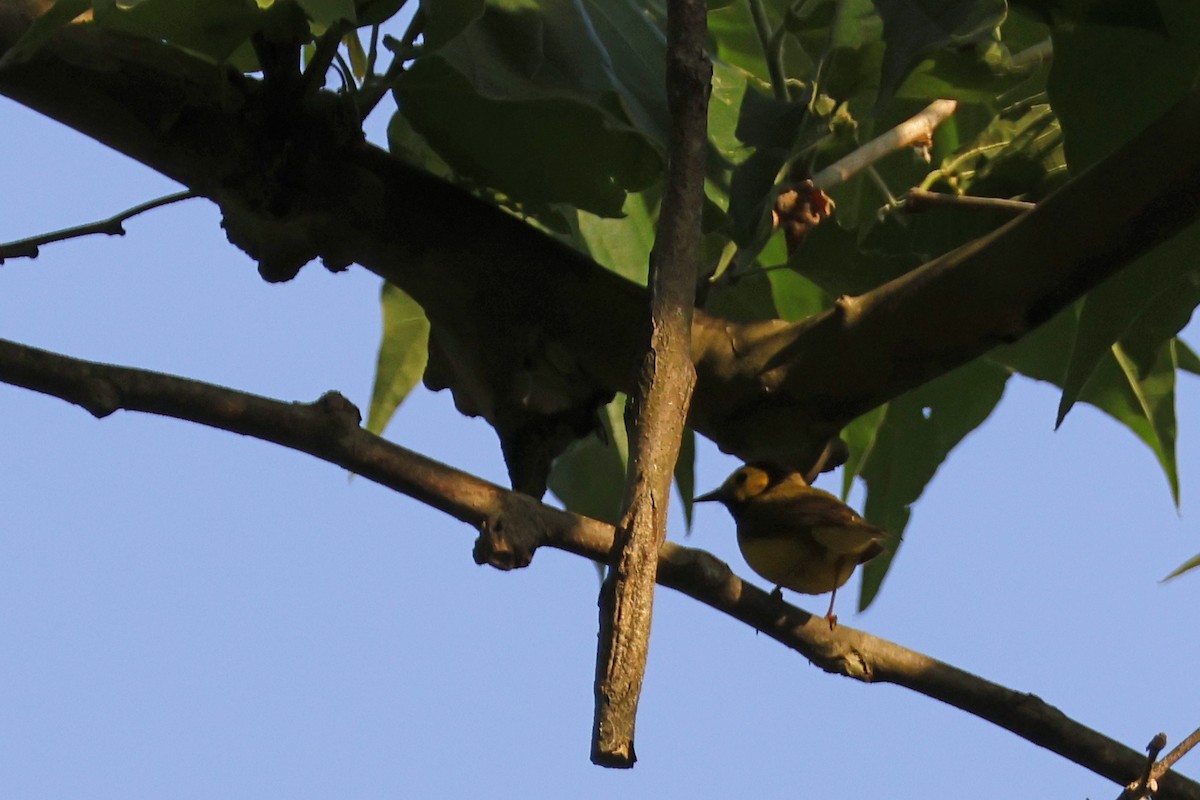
[734, 471, 748, 485]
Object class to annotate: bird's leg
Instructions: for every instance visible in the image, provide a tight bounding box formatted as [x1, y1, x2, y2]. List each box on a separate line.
[770, 585, 784, 603]
[825, 557, 850, 629]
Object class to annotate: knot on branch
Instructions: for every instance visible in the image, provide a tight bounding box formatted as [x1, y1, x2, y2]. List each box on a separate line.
[313, 391, 362, 429]
[80, 377, 120, 418]
[472, 513, 536, 570]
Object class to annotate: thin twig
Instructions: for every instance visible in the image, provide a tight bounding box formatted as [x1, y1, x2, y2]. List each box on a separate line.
[357, 8, 425, 121]
[1130, 727, 1200, 798]
[302, 20, 352, 100]
[746, 0, 786, 100]
[810, 99, 958, 190]
[366, 23, 381, 77]
[0, 190, 198, 263]
[2, 335, 1199, 798]
[901, 188, 1035, 216]
[1121, 732, 1170, 800]
[1162, 727, 1200, 775]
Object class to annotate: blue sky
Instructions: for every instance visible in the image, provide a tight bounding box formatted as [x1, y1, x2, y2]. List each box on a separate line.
[3, 53, 1200, 800]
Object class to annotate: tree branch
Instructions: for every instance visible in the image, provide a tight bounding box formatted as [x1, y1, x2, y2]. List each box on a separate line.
[900, 187, 1035, 216]
[0, 190, 197, 263]
[591, 0, 708, 767]
[4, 3, 1200, 498]
[1122, 728, 1200, 799]
[1, 334, 1198, 798]
[810, 99, 958, 189]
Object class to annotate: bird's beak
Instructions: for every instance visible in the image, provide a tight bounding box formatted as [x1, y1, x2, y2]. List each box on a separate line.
[694, 487, 725, 504]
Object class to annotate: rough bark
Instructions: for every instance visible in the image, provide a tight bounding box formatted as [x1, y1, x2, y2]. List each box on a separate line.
[591, 0, 708, 767]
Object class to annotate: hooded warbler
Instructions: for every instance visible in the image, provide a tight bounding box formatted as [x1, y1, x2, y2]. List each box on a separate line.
[695, 462, 889, 627]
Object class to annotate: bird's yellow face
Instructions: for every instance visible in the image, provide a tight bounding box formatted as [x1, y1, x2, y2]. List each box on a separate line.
[694, 464, 774, 511]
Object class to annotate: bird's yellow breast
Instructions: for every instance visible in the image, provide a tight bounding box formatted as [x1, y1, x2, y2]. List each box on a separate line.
[737, 528, 857, 595]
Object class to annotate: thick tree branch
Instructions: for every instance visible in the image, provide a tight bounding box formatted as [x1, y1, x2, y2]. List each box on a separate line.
[1, 334, 1198, 798]
[3, 8, 1200, 492]
[591, 0, 708, 767]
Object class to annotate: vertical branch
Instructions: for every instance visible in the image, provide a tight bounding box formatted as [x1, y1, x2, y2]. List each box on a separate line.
[590, 0, 710, 768]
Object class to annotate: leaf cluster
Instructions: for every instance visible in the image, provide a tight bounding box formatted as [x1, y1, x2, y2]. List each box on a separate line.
[18, 0, 1199, 592]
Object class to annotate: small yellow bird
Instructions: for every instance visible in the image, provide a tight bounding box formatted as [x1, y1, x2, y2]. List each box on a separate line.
[695, 462, 889, 627]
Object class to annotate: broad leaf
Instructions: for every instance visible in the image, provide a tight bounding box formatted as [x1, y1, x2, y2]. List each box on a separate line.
[547, 395, 628, 524]
[1047, 0, 1200, 171]
[992, 307, 1184, 503]
[574, 189, 658, 284]
[297, 0, 357, 27]
[1176, 340, 1200, 376]
[91, 0, 274, 63]
[420, 0, 485, 49]
[839, 404, 887, 500]
[1055, 223, 1200, 430]
[857, 357, 1010, 608]
[872, 0, 1007, 108]
[393, 0, 664, 215]
[357, 0, 410, 27]
[366, 283, 431, 435]
[1083, 342, 1179, 504]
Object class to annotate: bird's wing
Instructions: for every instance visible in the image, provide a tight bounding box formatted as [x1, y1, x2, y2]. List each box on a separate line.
[810, 522, 886, 557]
[738, 481, 888, 562]
[773, 487, 887, 559]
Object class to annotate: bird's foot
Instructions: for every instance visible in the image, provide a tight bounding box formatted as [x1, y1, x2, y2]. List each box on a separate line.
[825, 612, 838, 630]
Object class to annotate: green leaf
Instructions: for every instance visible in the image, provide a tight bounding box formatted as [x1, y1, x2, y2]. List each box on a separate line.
[386, 111, 453, 176]
[547, 395, 628, 525]
[574, 189, 658, 284]
[938, 102, 1065, 199]
[839, 404, 888, 500]
[394, 1, 664, 215]
[91, 0, 273, 63]
[789, 216, 921, 296]
[766, 246, 827, 322]
[704, 59, 757, 218]
[366, 283, 431, 436]
[872, 0, 1007, 108]
[1093, 342, 1179, 505]
[0, 0, 91, 69]
[996, 304, 1184, 504]
[1178, 340, 1200, 376]
[988, 301, 1077, 383]
[894, 45, 1024, 105]
[706, 0, 772, 81]
[1163, 551, 1200, 582]
[344, 29, 368, 79]
[421, 0, 485, 49]
[1011, 0, 1166, 32]
[356, 0, 410, 26]
[857, 357, 1010, 608]
[1121, 279, 1200, 377]
[1047, 1, 1200, 171]
[1055, 222, 1200, 429]
[675, 427, 696, 530]
[298, 0, 357, 27]
[580, 0, 671, 151]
